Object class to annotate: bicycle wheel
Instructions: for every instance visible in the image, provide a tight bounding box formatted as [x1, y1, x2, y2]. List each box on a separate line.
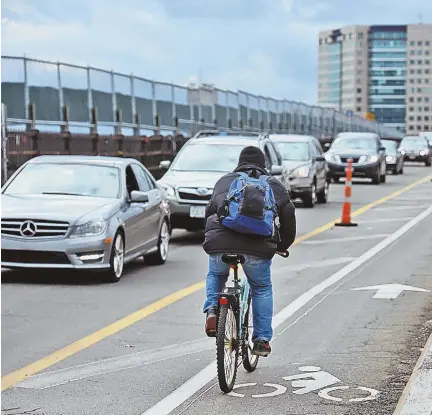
[216, 302, 239, 393]
[242, 296, 259, 372]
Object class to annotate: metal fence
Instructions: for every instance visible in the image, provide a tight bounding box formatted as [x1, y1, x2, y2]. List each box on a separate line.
[1, 55, 404, 139]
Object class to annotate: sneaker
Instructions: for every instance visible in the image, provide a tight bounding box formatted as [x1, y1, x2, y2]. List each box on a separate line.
[205, 307, 218, 337]
[252, 340, 271, 357]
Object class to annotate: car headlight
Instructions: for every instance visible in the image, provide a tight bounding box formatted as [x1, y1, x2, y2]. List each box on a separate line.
[70, 219, 108, 238]
[291, 166, 310, 178]
[367, 155, 379, 163]
[386, 155, 395, 162]
[420, 149, 429, 156]
[325, 153, 335, 162]
[160, 183, 176, 197]
[400, 150, 406, 155]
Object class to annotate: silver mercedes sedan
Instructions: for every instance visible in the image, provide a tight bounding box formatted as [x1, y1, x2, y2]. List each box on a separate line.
[1, 155, 171, 282]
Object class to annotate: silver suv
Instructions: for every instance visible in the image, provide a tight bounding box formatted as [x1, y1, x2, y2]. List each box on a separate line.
[158, 130, 291, 231]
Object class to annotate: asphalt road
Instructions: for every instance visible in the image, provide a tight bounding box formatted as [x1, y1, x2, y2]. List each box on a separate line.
[2, 164, 432, 415]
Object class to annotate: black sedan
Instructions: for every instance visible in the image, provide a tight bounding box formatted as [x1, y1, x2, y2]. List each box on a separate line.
[325, 132, 387, 184]
[399, 136, 432, 167]
[382, 139, 404, 175]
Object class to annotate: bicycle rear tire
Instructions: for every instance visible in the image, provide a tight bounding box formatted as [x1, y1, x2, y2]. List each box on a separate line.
[216, 303, 239, 393]
[242, 296, 259, 372]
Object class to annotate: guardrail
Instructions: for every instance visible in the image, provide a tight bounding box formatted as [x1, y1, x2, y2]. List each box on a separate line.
[1, 56, 404, 139]
[1, 128, 188, 185]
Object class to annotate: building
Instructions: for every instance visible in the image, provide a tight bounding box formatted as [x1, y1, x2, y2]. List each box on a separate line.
[318, 24, 432, 134]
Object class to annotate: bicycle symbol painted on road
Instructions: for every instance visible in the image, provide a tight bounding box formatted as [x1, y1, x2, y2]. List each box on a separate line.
[228, 366, 380, 403]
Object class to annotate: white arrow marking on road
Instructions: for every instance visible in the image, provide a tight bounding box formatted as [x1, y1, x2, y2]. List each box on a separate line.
[352, 284, 430, 299]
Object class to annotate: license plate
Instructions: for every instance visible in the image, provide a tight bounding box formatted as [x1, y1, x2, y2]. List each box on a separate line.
[190, 206, 206, 218]
[409, 156, 416, 160]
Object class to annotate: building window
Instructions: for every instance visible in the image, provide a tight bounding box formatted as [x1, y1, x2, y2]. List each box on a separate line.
[426, 97, 430, 103]
[417, 116, 422, 121]
[409, 125, 414, 130]
[417, 125, 422, 130]
[410, 50, 415, 55]
[418, 79, 422, 83]
[425, 116, 430, 121]
[426, 50, 430, 55]
[425, 126, 430, 130]
[426, 69, 430, 74]
[418, 50, 423, 55]
[358, 33, 364, 39]
[410, 60, 415, 64]
[418, 41, 423, 46]
[319, 38, 323, 45]
[409, 97, 414, 102]
[356, 88, 362, 93]
[425, 60, 430, 65]
[426, 41, 430, 46]
[356, 107, 362, 112]
[417, 96, 423, 101]
[356, 97, 362, 103]
[410, 79, 415, 84]
[426, 79, 430, 84]
[417, 69, 422, 74]
[410, 69, 415, 74]
[409, 107, 414, 112]
[425, 107, 430, 112]
[357, 60, 362, 65]
[409, 116, 414, 121]
[410, 41, 415, 46]
[418, 60, 422, 64]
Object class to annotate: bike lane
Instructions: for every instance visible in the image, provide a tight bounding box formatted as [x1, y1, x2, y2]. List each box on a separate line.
[144, 196, 432, 414]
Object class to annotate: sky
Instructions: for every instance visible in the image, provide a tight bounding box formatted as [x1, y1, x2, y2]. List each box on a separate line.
[2, 0, 432, 105]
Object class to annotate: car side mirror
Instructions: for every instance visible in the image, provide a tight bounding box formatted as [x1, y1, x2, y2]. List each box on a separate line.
[159, 160, 171, 170]
[130, 190, 149, 203]
[314, 155, 325, 162]
[270, 165, 283, 176]
[379, 147, 386, 152]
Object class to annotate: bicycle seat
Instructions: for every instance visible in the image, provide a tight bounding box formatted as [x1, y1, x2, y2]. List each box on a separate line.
[222, 254, 246, 265]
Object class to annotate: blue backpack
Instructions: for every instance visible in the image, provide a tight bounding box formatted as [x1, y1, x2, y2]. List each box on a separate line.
[218, 171, 278, 237]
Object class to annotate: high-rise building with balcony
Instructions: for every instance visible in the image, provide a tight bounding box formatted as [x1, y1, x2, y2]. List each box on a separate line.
[318, 24, 432, 134]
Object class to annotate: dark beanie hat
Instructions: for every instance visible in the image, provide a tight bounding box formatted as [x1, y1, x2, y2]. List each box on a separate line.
[237, 146, 266, 168]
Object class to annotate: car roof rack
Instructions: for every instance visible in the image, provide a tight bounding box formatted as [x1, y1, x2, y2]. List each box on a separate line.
[192, 129, 269, 139]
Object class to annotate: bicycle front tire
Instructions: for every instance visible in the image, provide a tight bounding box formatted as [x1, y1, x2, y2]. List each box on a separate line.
[216, 303, 239, 393]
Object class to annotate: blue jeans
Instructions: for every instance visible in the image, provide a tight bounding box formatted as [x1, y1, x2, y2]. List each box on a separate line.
[203, 253, 273, 342]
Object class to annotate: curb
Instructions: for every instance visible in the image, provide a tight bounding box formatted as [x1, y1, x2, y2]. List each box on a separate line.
[393, 329, 432, 415]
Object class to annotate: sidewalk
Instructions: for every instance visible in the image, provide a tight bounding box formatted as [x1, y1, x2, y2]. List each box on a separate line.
[393, 331, 432, 415]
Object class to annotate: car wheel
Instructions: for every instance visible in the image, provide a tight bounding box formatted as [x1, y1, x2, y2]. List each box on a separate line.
[371, 168, 380, 185]
[380, 171, 386, 183]
[303, 181, 317, 208]
[317, 180, 329, 204]
[426, 157, 431, 167]
[399, 164, 404, 174]
[333, 176, 340, 184]
[145, 220, 170, 265]
[105, 232, 125, 283]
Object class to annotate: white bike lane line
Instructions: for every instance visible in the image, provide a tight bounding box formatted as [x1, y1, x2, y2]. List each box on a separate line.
[142, 204, 432, 415]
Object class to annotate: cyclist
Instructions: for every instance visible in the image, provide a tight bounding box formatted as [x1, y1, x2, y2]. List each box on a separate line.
[203, 146, 297, 356]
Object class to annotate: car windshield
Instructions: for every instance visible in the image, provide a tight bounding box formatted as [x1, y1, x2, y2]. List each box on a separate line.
[3, 163, 121, 198]
[382, 140, 397, 154]
[331, 137, 377, 150]
[401, 138, 427, 148]
[170, 143, 248, 172]
[275, 141, 310, 161]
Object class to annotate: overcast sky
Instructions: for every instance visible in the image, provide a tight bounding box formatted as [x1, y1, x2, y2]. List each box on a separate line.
[2, 0, 432, 104]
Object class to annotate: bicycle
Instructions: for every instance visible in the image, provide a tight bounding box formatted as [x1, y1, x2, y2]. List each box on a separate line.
[216, 250, 289, 393]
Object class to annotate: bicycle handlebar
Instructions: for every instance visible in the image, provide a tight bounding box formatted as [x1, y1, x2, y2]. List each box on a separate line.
[276, 250, 289, 258]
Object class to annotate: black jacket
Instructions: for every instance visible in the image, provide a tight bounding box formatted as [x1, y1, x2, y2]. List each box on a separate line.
[203, 164, 297, 259]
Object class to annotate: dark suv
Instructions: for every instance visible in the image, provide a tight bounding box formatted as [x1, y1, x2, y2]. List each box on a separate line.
[325, 132, 387, 184]
[157, 130, 291, 230]
[399, 136, 432, 167]
[269, 134, 329, 208]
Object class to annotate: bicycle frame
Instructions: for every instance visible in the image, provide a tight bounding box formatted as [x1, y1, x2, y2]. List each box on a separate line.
[218, 263, 250, 340]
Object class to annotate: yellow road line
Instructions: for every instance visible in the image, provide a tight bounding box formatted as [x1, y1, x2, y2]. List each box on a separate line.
[2, 173, 431, 391]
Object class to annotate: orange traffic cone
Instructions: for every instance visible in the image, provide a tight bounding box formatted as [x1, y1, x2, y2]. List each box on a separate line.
[335, 158, 358, 227]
